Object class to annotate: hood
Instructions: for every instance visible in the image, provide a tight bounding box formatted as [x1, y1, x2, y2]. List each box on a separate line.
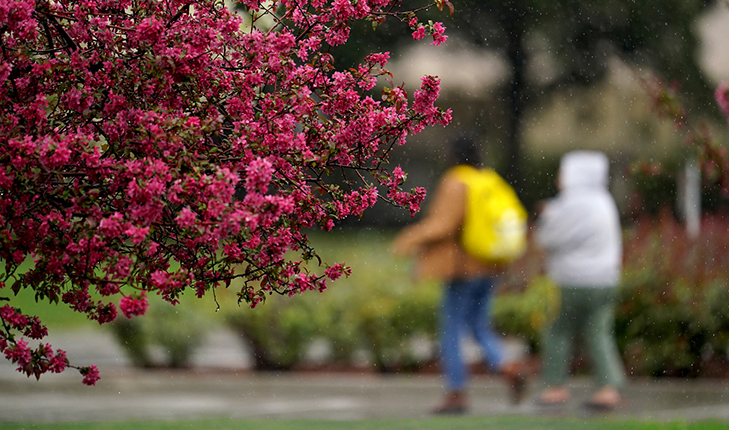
[559, 150, 609, 190]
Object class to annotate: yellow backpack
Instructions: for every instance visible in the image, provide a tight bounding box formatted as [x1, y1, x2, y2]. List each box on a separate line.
[449, 165, 527, 264]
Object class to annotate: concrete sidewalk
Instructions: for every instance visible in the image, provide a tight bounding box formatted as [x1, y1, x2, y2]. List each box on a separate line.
[1, 329, 729, 423]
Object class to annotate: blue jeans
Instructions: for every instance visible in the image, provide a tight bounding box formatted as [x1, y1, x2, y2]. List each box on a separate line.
[440, 277, 505, 391]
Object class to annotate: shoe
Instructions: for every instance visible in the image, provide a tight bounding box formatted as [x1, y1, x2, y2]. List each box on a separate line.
[501, 361, 528, 404]
[535, 387, 570, 407]
[583, 399, 620, 412]
[431, 391, 468, 415]
[584, 387, 621, 412]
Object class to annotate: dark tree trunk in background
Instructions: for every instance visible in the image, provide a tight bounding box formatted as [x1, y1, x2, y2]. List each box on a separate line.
[501, 3, 527, 196]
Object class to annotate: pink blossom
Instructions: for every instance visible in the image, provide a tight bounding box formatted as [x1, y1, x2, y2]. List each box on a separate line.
[0, 166, 13, 188]
[62, 88, 85, 112]
[96, 282, 121, 296]
[23, 316, 48, 339]
[431, 22, 448, 46]
[94, 302, 118, 324]
[147, 241, 159, 256]
[388, 186, 426, 217]
[11, 251, 26, 268]
[245, 157, 275, 193]
[176, 207, 198, 229]
[0, 62, 12, 84]
[365, 52, 390, 66]
[99, 212, 124, 239]
[332, 0, 355, 20]
[324, 218, 335, 231]
[119, 292, 149, 319]
[80, 365, 100, 386]
[0, 305, 28, 329]
[48, 349, 68, 373]
[125, 225, 149, 245]
[326, 26, 350, 46]
[0, 0, 37, 40]
[107, 256, 133, 278]
[62, 288, 93, 313]
[412, 26, 427, 40]
[4, 338, 31, 368]
[325, 263, 350, 281]
[150, 270, 170, 288]
[136, 16, 164, 44]
[390, 166, 407, 186]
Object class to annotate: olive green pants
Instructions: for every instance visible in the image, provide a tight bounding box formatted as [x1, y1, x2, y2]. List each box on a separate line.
[541, 286, 625, 389]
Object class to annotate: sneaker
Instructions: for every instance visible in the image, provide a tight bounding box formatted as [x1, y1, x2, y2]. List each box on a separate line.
[431, 391, 468, 415]
[501, 361, 528, 404]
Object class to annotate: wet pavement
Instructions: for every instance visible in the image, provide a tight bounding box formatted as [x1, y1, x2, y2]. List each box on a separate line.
[1, 328, 729, 423]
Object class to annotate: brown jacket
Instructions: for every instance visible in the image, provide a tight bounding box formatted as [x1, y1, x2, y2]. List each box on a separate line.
[392, 169, 505, 282]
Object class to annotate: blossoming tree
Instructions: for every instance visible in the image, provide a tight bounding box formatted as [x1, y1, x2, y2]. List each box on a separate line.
[0, 0, 452, 384]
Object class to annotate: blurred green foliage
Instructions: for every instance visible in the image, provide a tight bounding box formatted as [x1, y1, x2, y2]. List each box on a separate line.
[492, 275, 560, 352]
[110, 295, 208, 368]
[219, 229, 559, 372]
[221, 230, 442, 372]
[616, 214, 729, 377]
[220, 219, 729, 378]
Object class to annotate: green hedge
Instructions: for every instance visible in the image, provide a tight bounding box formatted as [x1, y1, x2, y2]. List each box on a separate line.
[110, 295, 208, 368]
[616, 214, 729, 377]
[110, 219, 729, 377]
[220, 230, 441, 372]
[218, 229, 558, 372]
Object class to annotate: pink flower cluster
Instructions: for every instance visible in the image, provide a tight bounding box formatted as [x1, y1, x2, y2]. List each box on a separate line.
[1, 306, 71, 380]
[0, 0, 451, 383]
[413, 76, 452, 130]
[80, 365, 100, 386]
[0, 305, 47, 339]
[119, 293, 150, 319]
[408, 18, 448, 46]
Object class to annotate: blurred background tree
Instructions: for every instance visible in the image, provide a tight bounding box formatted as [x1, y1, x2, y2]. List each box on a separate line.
[334, 0, 719, 212]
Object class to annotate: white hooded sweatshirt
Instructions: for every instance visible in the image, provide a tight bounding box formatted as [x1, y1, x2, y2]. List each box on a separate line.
[537, 151, 622, 288]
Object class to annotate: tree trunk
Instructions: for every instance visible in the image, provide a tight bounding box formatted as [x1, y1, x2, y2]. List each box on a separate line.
[501, 4, 527, 197]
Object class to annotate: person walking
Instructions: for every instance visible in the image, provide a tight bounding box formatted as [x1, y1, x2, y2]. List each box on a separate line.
[392, 135, 527, 414]
[535, 150, 626, 410]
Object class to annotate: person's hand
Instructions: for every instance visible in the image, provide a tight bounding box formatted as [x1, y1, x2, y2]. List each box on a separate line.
[391, 230, 417, 257]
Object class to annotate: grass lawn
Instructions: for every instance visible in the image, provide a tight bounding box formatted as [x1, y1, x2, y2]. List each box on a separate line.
[1, 417, 729, 430]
